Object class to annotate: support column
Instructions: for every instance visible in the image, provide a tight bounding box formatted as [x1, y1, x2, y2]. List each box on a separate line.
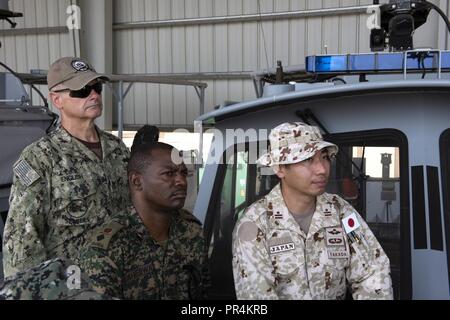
[78, 0, 113, 131]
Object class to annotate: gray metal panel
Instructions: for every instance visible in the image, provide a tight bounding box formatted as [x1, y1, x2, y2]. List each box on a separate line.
[131, 0, 146, 126]
[323, 0, 340, 54]
[274, 0, 290, 64]
[289, 0, 306, 65]
[306, 0, 323, 55]
[258, 0, 273, 70]
[185, 0, 200, 74]
[214, 0, 228, 73]
[174, 85, 187, 125]
[214, 79, 228, 110]
[147, 84, 161, 125]
[197, 80, 450, 122]
[358, 0, 372, 53]
[203, 80, 215, 113]
[172, 0, 188, 130]
[199, 0, 214, 72]
[340, 0, 358, 54]
[228, 0, 243, 72]
[48, 0, 63, 64]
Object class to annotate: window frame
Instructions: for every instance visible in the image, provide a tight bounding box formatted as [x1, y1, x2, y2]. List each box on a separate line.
[326, 128, 411, 299]
[440, 128, 450, 294]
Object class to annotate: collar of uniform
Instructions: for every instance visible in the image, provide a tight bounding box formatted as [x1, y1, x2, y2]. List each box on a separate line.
[306, 193, 342, 238]
[128, 206, 152, 241]
[129, 206, 184, 244]
[266, 184, 342, 238]
[97, 129, 120, 158]
[54, 126, 72, 144]
[53, 125, 103, 162]
[265, 183, 304, 236]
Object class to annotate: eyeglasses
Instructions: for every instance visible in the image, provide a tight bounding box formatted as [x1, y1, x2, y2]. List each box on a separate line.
[52, 82, 103, 98]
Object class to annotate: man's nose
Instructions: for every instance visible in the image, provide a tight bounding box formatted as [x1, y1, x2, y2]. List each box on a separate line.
[88, 88, 100, 99]
[174, 173, 187, 187]
[314, 159, 327, 174]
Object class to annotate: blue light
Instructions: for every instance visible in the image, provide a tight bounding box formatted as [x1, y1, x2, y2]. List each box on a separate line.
[350, 54, 375, 71]
[306, 51, 450, 74]
[314, 55, 347, 72]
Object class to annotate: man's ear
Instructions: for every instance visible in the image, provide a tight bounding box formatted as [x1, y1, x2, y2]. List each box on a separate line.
[274, 164, 286, 179]
[129, 172, 143, 191]
[49, 92, 63, 111]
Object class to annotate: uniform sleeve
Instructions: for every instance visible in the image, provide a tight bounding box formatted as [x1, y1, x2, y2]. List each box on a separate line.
[112, 138, 131, 210]
[77, 245, 123, 299]
[200, 249, 211, 299]
[341, 203, 394, 300]
[180, 214, 211, 299]
[2, 149, 49, 277]
[232, 217, 279, 300]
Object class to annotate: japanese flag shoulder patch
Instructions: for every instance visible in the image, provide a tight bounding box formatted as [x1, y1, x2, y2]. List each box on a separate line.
[341, 212, 361, 234]
[13, 159, 40, 187]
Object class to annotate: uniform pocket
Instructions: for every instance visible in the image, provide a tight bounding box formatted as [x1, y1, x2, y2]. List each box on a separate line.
[272, 252, 301, 281]
[52, 178, 98, 226]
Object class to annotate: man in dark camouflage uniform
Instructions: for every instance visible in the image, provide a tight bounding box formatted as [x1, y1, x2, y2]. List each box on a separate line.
[2, 57, 130, 277]
[0, 257, 111, 300]
[233, 122, 393, 299]
[78, 142, 209, 299]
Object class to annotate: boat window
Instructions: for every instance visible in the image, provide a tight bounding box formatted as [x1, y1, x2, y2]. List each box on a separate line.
[326, 130, 410, 299]
[440, 129, 450, 294]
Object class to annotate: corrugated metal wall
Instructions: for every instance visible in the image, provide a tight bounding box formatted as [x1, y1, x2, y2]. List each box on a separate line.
[113, 0, 447, 129]
[0, 0, 447, 129]
[0, 0, 79, 111]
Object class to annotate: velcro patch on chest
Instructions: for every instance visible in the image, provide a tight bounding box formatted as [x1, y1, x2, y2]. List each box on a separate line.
[325, 227, 349, 259]
[13, 159, 40, 187]
[268, 236, 295, 255]
[325, 227, 345, 246]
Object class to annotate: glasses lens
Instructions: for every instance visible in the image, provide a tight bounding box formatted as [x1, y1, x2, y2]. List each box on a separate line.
[91, 82, 103, 95]
[69, 82, 103, 98]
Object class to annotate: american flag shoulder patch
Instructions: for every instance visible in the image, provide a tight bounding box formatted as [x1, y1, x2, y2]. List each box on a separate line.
[13, 159, 40, 187]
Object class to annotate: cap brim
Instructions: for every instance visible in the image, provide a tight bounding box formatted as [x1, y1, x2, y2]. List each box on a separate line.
[59, 72, 109, 90]
[318, 141, 339, 157]
[256, 152, 272, 166]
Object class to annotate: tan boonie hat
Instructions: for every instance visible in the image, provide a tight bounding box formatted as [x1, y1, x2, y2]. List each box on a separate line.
[257, 122, 338, 166]
[47, 57, 109, 91]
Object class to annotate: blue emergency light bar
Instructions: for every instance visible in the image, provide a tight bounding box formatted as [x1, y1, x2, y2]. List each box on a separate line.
[306, 51, 450, 74]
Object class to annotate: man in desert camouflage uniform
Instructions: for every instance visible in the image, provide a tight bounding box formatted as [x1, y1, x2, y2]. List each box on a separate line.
[0, 257, 111, 300]
[232, 122, 393, 300]
[2, 57, 130, 277]
[78, 142, 209, 299]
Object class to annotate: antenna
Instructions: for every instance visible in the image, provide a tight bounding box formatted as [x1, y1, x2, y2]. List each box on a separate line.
[257, 0, 271, 71]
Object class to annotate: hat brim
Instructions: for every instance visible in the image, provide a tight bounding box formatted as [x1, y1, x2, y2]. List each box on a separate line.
[257, 141, 338, 167]
[55, 72, 109, 90]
